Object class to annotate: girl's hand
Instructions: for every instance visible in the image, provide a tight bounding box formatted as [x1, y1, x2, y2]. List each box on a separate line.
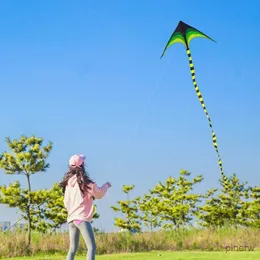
[106, 182, 112, 188]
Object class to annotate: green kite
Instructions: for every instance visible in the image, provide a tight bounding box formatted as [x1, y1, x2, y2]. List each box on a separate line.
[161, 20, 229, 187]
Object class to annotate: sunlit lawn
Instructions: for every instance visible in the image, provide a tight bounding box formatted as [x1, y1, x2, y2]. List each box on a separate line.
[3, 251, 260, 260]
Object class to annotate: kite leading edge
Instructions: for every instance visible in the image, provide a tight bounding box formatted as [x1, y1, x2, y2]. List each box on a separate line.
[161, 21, 229, 188]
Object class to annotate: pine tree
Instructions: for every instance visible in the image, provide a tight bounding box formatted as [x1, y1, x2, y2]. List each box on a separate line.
[240, 186, 260, 228]
[150, 170, 203, 229]
[0, 182, 100, 234]
[111, 185, 141, 232]
[196, 174, 250, 227]
[43, 183, 68, 233]
[0, 182, 50, 232]
[0, 135, 52, 248]
[136, 193, 161, 232]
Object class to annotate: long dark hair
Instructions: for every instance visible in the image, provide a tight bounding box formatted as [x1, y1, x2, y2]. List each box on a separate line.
[59, 164, 94, 197]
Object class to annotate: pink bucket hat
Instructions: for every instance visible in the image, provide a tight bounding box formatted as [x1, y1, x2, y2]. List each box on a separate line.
[69, 154, 86, 167]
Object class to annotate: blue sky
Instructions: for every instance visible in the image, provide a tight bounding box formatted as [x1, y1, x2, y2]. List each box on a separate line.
[0, 0, 260, 232]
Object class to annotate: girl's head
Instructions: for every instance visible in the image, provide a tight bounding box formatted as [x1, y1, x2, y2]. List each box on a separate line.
[69, 154, 86, 168]
[59, 154, 94, 196]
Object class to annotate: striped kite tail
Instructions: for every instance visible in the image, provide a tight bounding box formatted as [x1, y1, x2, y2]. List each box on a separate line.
[186, 47, 229, 188]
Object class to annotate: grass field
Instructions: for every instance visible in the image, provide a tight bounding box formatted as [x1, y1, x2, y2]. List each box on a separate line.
[2, 251, 260, 260]
[1, 228, 259, 259]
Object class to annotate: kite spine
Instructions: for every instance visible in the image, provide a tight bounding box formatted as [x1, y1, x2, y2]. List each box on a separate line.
[186, 48, 229, 187]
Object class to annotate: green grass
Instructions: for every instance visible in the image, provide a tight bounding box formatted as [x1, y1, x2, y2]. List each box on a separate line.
[2, 251, 260, 260]
[1, 228, 259, 258]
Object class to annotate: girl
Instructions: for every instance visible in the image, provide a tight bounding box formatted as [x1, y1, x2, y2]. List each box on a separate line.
[60, 154, 111, 260]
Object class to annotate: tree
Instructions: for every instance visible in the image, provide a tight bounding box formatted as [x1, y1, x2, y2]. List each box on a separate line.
[136, 193, 162, 232]
[27, 188, 50, 233]
[43, 183, 68, 233]
[239, 186, 260, 228]
[196, 174, 251, 227]
[0, 182, 99, 235]
[150, 170, 203, 229]
[0, 135, 52, 248]
[0, 181, 50, 232]
[111, 185, 141, 232]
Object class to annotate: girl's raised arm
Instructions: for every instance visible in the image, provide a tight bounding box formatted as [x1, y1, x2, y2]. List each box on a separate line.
[91, 182, 111, 199]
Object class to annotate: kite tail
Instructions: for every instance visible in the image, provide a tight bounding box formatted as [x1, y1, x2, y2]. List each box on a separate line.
[186, 48, 229, 188]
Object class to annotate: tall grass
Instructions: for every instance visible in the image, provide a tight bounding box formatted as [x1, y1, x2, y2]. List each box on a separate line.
[0, 227, 259, 258]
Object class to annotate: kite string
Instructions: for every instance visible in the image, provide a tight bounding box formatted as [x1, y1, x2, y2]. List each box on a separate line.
[115, 54, 174, 169]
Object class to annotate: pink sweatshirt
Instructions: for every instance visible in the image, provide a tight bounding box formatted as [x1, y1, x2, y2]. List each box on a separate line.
[63, 175, 109, 223]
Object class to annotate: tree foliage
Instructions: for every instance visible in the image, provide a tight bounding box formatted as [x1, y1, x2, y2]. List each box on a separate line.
[136, 193, 162, 232]
[196, 174, 252, 227]
[150, 170, 203, 229]
[111, 185, 141, 232]
[239, 186, 260, 228]
[0, 136, 52, 175]
[0, 135, 52, 248]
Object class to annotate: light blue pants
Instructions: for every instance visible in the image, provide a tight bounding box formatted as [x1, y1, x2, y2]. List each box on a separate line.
[66, 221, 96, 260]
